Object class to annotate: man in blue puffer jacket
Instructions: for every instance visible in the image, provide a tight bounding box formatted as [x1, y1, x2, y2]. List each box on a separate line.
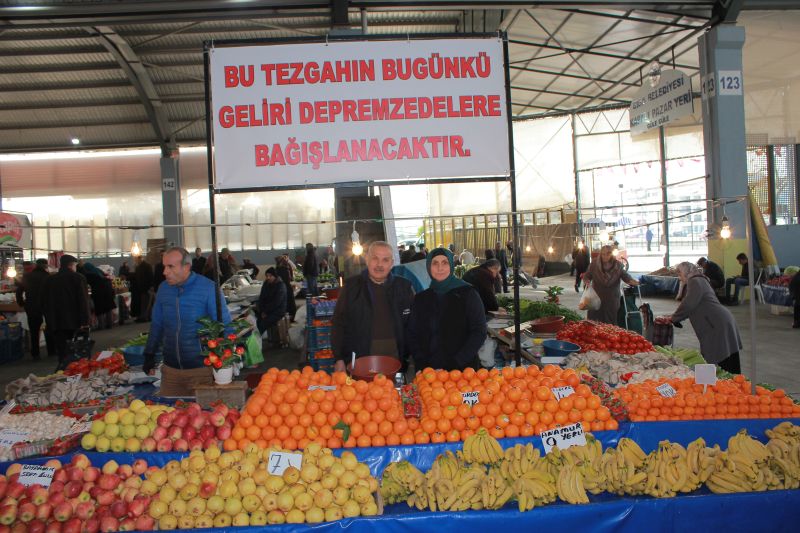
[143, 247, 231, 396]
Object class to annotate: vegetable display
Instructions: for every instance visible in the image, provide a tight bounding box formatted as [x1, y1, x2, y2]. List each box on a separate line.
[496, 297, 582, 323]
[564, 351, 694, 387]
[556, 321, 654, 354]
[64, 353, 127, 378]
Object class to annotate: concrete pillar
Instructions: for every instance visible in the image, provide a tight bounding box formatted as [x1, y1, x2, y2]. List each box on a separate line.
[698, 24, 747, 275]
[160, 150, 183, 248]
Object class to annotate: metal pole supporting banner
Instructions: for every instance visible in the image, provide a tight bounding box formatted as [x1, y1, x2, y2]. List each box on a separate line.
[572, 113, 582, 240]
[744, 193, 757, 394]
[203, 43, 223, 322]
[502, 33, 521, 365]
[659, 126, 670, 267]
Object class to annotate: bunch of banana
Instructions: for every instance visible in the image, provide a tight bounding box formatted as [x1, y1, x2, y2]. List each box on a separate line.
[706, 450, 765, 493]
[498, 443, 540, 483]
[728, 430, 771, 464]
[463, 428, 504, 465]
[641, 440, 693, 498]
[408, 455, 487, 512]
[512, 473, 558, 512]
[481, 466, 515, 510]
[559, 437, 605, 494]
[685, 437, 719, 488]
[599, 448, 647, 496]
[616, 437, 647, 469]
[432, 450, 463, 480]
[380, 461, 426, 504]
[543, 445, 568, 480]
[766, 421, 800, 441]
[556, 464, 590, 504]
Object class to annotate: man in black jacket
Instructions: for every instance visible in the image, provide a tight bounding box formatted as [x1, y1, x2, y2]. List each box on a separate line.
[40, 255, 90, 370]
[257, 268, 287, 339]
[494, 242, 509, 293]
[16, 258, 52, 360]
[463, 259, 503, 314]
[332, 241, 414, 372]
[724, 253, 749, 304]
[697, 257, 725, 290]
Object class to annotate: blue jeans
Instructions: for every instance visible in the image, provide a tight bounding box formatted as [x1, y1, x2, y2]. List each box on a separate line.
[306, 276, 318, 297]
[725, 276, 748, 301]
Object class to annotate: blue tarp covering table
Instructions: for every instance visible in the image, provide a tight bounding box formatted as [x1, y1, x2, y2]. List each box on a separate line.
[3, 418, 799, 532]
[638, 274, 680, 296]
[761, 284, 794, 307]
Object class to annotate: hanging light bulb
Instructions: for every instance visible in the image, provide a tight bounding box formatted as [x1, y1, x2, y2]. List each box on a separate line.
[612, 248, 620, 257]
[130, 232, 143, 257]
[720, 216, 731, 239]
[577, 241, 585, 250]
[351, 222, 363, 256]
[5, 259, 16, 278]
[525, 245, 531, 252]
[599, 230, 609, 242]
[547, 245, 554, 254]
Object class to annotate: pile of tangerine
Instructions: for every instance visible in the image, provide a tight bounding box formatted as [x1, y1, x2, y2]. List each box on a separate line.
[225, 367, 416, 451]
[616, 375, 800, 422]
[414, 365, 618, 442]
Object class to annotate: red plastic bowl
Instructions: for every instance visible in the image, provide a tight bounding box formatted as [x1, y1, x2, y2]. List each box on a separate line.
[531, 315, 566, 333]
[346, 355, 401, 382]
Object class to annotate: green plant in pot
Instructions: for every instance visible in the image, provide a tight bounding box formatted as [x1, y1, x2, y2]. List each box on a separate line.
[544, 286, 564, 304]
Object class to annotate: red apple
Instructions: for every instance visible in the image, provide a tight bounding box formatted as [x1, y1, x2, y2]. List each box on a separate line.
[69, 455, 90, 471]
[203, 438, 217, 450]
[199, 425, 216, 441]
[95, 491, 115, 507]
[63, 481, 82, 499]
[29, 487, 48, 506]
[151, 427, 168, 441]
[116, 465, 133, 480]
[83, 518, 100, 533]
[99, 516, 118, 533]
[44, 520, 61, 533]
[213, 404, 229, 417]
[18, 502, 36, 522]
[74, 501, 94, 521]
[173, 414, 189, 428]
[48, 481, 65, 495]
[6, 483, 24, 500]
[120, 489, 136, 504]
[118, 517, 135, 531]
[67, 468, 83, 483]
[131, 460, 148, 476]
[126, 499, 146, 518]
[35, 503, 52, 521]
[134, 515, 155, 531]
[53, 502, 72, 522]
[47, 492, 66, 507]
[199, 482, 216, 499]
[188, 438, 204, 451]
[77, 491, 90, 503]
[0, 481, 7, 499]
[156, 439, 173, 452]
[61, 517, 81, 533]
[97, 476, 119, 492]
[208, 411, 226, 427]
[0, 505, 16, 525]
[172, 438, 189, 452]
[109, 501, 127, 520]
[167, 426, 183, 440]
[140, 437, 157, 452]
[190, 416, 205, 431]
[216, 426, 232, 440]
[182, 427, 196, 442]
[27, 519, 45, 533]
[82, 468, 100, 483]
[156, 412, 173, 428]
[94, 505, 109, 519]
[52, 470, 68, 484]
[10, 521, 26, 533]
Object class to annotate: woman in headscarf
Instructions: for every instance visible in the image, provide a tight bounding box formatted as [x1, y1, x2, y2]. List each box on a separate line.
[407, 248, 487, 371]
[669, 262, 742, 373]
[582, 245, 639, 324]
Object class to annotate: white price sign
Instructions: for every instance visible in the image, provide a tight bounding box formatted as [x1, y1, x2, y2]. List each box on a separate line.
[96, 351, 114, 362]
[66, 375, 81, 384]
[308, 385, 337, 391]
[461, 391, 480, 406]
[267, 451, 303, 476]
[717, 70, 742, 95]
[694, 364, 717, 386]
[0, 429, 29, 448]
[0, 400, 16, 416]
[68, 416, 93, 435]
[540, 422, 586, 454]
[656, 383, 677, 398]
[551, 386, 575, 401]
[18, 465, 55, 488]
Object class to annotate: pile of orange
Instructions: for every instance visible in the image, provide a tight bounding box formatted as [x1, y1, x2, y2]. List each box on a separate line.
[414, 365, 618, 443]
[225, 366, 413, 451]
[615, 374, 800, 422]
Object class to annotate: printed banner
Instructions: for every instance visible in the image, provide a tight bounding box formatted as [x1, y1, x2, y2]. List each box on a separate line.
[209, 37, 510, 190]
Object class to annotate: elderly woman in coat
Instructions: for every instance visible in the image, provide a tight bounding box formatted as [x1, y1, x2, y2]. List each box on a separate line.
[669, 262, 742, 373]
[582, 245, 639, 324]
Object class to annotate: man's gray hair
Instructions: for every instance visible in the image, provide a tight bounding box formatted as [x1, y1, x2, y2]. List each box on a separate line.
[367, 241, 393, 257]
[484, 258, 501, 268]
[166, 246, 191, 266]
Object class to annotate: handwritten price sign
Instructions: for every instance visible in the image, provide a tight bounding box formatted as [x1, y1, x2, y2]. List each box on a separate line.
[540, 422, 586, 454]
[656, 383, 677, 398]
[19, 465, 55, 488]
[551, 386, 575, 401]
[0, 429, 29, 449]
[461, 391, 480, 406]
[267, 451, 303, 476]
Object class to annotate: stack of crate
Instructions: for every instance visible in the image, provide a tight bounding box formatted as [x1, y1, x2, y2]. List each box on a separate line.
[306, 297, 337, 372]
[0, 322, 23, 364]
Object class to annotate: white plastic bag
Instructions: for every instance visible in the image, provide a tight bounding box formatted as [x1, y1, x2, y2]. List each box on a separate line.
[478, 336, 497, 368]
[579, 284, 601, 311]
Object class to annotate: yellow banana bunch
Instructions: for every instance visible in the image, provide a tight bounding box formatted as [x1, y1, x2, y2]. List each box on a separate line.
[481, 467, 514, 510]
[641, 440, 692, 498]
[706, 451, 758, 494]
[380, 460, 426, 503]
[512, 475, 557, 512]
[556, 464, 590, 504]
[499, 443, 540, 483]
[728, 430, 771, 464]
[463, 428, 504, 465]
[616, 437, 647, 468]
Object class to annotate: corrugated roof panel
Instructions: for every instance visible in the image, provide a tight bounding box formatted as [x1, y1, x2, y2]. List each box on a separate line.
[1, 86, 138, 107]
[0, 123, 157, 154]
[0, 104, 148, 129]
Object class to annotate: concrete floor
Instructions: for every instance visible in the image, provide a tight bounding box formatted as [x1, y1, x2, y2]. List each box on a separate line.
[2, 279, 797, 397]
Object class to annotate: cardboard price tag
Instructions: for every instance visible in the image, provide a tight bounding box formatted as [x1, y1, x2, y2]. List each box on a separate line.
[656, 383, 677, 398]
[308, 385, 337, 391]
[68, 418, 93, 435]
[461, 391, 480, 406]
[0, 400, 16, 416]
[66, 375, 81, 384]
[540, 422, 586, 454]
[0, 429, 29, 449]
[267, 451, 303, 476]
[96, 351, 114, 362]
[18, 465, 56, 488]
[551, 386, 575, 401]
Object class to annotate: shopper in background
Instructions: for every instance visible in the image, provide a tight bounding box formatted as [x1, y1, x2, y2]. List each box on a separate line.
[191, 248, 206, 275]
[303, 242, 319, 297]
[583, 244, 639, 324]
[79, 261, 116, 330]
[646, 226, 654, 251]
[153, 251, 166, 292]
[333, 241, 414, 372]
[448, 244, 461, 266]
[275, 255, 297, 320]
[408, 248, 486, 371]
[16, 258, 53, 360]
[724, 253, 749, 304]
[669, 262, 742, 373]
[241, 258, 260, 279]
[219, 248, 235, 282]
[143, 247, 231, 395]
[131, 255, 154, 322]
[256, 267, 287, 340]
[573, 239, 590, 293]
[40, 255, 90, 371]
[459, 248, 475, 266]
[697, 256, 725, 290]
[463, 258, 504, 314]
[495, 241, 509, 293]
[118, 261, 131, 280]
[790, 270, 800, 329]
[326, 246, 337, 278]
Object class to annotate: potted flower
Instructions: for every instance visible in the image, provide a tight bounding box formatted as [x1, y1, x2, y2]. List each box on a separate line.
[197, 316, 250, 385]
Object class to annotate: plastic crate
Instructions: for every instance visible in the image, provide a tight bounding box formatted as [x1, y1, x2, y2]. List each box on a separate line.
[306, 298, 337, 325]
[0, 337, 23, 365]
[0, 322, 23, 340]
[309, 358, 335, 373]
[306, 326, 332, 351]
